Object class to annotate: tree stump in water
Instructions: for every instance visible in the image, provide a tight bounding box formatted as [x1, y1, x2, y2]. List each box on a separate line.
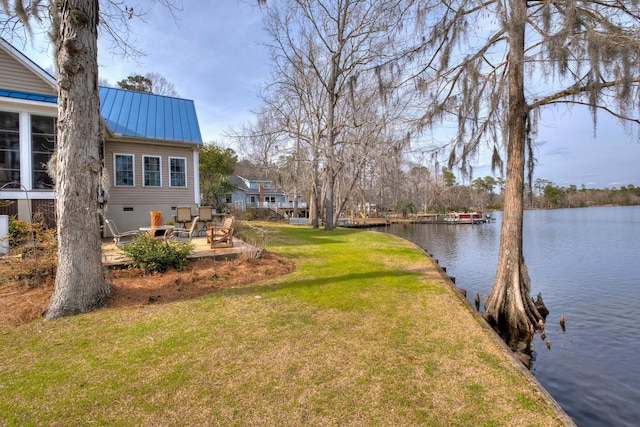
[534, 292, 549, 318]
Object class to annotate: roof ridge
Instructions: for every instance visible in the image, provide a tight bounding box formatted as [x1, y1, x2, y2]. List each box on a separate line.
[98, 85, 197, 103]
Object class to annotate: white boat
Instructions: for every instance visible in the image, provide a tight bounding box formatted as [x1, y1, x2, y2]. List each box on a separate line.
[443, 212, 492, 224]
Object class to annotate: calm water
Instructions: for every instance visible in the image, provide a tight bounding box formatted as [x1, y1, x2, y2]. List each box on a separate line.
[382, 206, 640, 427]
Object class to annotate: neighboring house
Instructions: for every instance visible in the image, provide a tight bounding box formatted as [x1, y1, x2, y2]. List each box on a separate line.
[0, 38, 203, 234]
[226, 175, 307, 218]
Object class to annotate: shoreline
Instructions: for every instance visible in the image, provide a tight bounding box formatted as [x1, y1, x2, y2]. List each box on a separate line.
[420, 243, 576, 426]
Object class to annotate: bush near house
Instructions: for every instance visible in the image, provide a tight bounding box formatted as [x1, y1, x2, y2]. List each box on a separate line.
[7, 216, 32, 247]
[2, 217, 57, 285]
[122, 236, 193, 273]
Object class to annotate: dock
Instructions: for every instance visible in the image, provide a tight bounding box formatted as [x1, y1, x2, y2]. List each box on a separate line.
[337, 212, 494, 228]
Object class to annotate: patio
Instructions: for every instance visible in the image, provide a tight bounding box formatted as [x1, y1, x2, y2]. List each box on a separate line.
[102, 235, 249, 267]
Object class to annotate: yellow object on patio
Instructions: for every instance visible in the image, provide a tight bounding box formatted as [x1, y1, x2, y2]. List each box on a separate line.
[150, 211, 162, 227]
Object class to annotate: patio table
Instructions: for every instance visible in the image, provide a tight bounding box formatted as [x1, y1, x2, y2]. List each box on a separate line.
[139, 225, 174, 241]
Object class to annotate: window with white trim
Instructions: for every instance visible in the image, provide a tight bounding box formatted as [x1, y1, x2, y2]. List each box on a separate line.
[143, 155, 161, 187]
[114, 154, 134, 186]
[0, 111, 20, 187]
[31, 114, 57, 190]
[169, 157, 187, 188]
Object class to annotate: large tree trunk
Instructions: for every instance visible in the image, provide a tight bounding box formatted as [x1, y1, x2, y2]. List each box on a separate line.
[484, 0, 542, 346]
[324, 162, 335, 230]
[45, 1, 110, 320]
[311, 144, 320, 229]
[324, 88, 337, 231]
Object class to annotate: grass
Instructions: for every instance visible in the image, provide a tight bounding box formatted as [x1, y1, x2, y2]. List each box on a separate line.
[0, 223, 564, 426]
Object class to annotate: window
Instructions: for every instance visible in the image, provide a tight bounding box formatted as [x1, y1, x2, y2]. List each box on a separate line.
[143, 155, 161, 187]
[169, 157, 186, 188]
[114, 154, 134, 186]
[0, 111, 20, 187]
[265, 196, 276, 204]
[31, 115, 57, 190]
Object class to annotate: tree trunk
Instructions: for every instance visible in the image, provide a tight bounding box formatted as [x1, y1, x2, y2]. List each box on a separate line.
[484, 0, 542, 346]
[45, 1, 110, 320]
[324, 91, 337, 231]
[311, 144, 320, 229]
[324, 153, 335, 230]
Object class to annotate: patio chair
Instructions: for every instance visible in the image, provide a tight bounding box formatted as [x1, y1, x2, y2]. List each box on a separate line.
[206, 216, 235, 248]
[169, 216, 199, 242]
[197, 206, 213, 236]
[104, 218, 140, 249]
[174, 206, 192, 228]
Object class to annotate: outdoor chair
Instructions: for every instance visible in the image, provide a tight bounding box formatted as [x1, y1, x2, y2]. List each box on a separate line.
[104, 218, 140, 249]
[174, 206, 192, 228]
[206, 216, 235, 248]
[197, 206, 213, 236]
[169, 216, 199, 242]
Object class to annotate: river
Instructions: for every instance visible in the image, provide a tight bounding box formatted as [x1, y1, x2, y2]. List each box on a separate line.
[381, 206, 640, 427]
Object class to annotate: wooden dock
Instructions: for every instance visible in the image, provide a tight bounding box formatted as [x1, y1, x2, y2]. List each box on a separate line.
[338, 212, 494, 228]
[337, 218, 391, 228]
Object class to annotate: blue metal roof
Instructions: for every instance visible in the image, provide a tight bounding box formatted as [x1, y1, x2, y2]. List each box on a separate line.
[0, 86, 203, 144]
[0, 88, 57, 103]
[98, 86, 203, 144]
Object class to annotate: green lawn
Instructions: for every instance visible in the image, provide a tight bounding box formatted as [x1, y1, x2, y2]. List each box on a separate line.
[0, 224, 564, 426]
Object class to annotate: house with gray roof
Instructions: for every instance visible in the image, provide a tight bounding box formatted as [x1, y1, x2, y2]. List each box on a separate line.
[226, 175, 307, 219]
[0, 37, 203, 233]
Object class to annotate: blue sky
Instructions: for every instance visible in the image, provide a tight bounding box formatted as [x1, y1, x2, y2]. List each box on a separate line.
[16, 1, 640, 189]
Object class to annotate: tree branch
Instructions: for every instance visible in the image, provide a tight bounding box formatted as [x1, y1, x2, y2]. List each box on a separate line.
[529, 76, 640, 110]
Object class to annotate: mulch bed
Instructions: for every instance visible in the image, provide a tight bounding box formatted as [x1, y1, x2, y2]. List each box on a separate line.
[0, 252, 295, 326]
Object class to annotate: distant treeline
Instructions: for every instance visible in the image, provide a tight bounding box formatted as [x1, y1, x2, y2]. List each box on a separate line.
[401, 175, 640, 213]
[524, 183, 640, 209]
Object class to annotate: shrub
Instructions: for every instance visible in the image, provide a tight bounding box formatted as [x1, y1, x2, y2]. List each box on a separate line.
[239, 208, 261, 221]
[122, 236, 193, 273]
[234, 222, 267, 261]
[7, 217, 56, 253]
[8, 216, 32, 247]
[2, 218, 58, 287]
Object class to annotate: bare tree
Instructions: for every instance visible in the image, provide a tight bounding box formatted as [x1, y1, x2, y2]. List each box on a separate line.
[246, 39, 326, 227]
[414, 0, 640, 345]
[262, 0, 412, 229]
[1, 0, 179, 320]
[145, 71, 179, 97]
[406, 165, 433, 212]
[235, 110, 283, 176]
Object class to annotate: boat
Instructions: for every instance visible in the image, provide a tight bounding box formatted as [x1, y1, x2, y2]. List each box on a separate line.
[443, 211, 492, 224]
